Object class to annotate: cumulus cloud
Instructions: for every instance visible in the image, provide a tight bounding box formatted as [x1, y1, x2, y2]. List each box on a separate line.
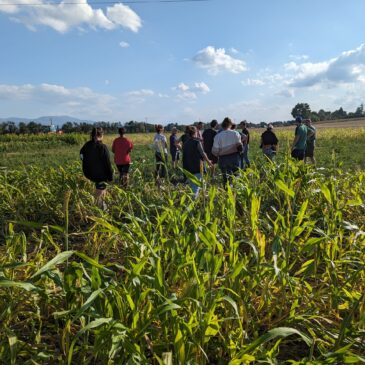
[119, 41, 130, 48]
[0, 0, 142, 33]
[176, 83, 190, 92]
[173, 81, 210, 101]
[193, 46, 247, 75]
[286, 44, 365, 88]
[193, 82, 210, 93]
[106, 3, 141, 33]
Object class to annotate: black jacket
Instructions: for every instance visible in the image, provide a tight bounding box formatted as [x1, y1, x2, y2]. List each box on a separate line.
[183, 138, 204, 174]
[80, 141, 113, 183]
[261, 130, 278, 147]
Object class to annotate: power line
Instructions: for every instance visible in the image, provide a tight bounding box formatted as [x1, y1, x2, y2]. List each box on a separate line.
[0, 0, 212, 6]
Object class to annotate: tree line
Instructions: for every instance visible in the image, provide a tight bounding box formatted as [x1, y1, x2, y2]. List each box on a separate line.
[290, 103, 365, 122]
[0, 103, 364, 135]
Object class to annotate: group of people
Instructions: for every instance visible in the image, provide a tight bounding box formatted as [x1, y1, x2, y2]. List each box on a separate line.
[80, 116, 316, 206]
[260, 116, 316, 164]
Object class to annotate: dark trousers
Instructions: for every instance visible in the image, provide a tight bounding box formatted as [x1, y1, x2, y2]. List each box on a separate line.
[218, 153, 240, 185]
[155, 152, 168, 178]
[291, 149, 305, 161]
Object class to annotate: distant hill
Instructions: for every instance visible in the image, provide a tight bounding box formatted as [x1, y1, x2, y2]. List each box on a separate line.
[0, 116, 95, 126]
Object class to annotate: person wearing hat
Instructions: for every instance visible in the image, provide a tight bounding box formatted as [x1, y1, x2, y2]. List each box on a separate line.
[260, 124, 278, 160]
[291, 116, 308, 161]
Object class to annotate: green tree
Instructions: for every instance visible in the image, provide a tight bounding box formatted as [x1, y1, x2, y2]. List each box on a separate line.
[354, 103, 364, 118]
[291, 103, 312, 119]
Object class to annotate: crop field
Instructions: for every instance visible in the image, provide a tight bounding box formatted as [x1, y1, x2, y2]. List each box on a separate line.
[0, 126, 365, 364]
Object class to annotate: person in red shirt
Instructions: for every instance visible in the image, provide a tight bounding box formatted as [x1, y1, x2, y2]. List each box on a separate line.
[112, 127, 133, 187]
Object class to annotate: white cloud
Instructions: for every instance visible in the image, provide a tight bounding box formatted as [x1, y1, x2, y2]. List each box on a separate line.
[230, 47, 239, 54]
[158, 93, 169, 98]
[0, 82, 116, 116]
[176, 83, 190, 92]
[193, 46, 247, 75]
[177, 91, 197, 101]
[286, 43, 365, 88]
[126, 89, 154, 97]
[193, 82, 210, 94]
[0, 0, 142, 33]
[119, 41, 130, 48]
[106, 3, 141, 33]
[242, 78, 266, 86]
[173, 81, 210, 101]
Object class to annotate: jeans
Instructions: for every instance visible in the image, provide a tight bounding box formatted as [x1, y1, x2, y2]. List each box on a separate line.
[218, 153, 240, 185]
[240, 144, 250, 168]
[188, 173, 202, 199]
[263, 147, 276, 160]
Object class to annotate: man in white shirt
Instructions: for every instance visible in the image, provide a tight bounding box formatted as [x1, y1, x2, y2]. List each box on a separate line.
[212, 117, 243, 185]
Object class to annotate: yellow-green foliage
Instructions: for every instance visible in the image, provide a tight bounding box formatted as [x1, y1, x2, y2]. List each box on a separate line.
[0, 129, 365, 364]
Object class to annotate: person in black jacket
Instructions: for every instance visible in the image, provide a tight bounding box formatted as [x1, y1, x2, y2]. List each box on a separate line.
[260, 124, 279, 160]
[80, 127, 113, 208]
[182, 126, 212, 199]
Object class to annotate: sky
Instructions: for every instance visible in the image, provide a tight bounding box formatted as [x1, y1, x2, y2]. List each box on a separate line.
[1, 0, 365, 124]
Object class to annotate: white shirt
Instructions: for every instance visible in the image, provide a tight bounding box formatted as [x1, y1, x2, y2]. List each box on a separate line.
[154, 133, 168, 154]
[212, 129, 242, 157]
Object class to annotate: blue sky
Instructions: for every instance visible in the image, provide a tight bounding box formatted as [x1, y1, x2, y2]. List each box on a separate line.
[1, 0, 365, 123]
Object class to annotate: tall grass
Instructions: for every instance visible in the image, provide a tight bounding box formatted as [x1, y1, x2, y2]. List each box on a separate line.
[0, 145, 364, 364]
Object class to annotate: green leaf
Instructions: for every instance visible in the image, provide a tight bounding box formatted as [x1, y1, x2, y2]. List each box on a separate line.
[275, 179, 295, 198]
[31, 251, 74, 278]
[320, 184, 332, 204]
[240, 327, 312, 355]
[181, 168, 203, 188]
[74, 288, 104, 320]
[0, 279, 37, 291]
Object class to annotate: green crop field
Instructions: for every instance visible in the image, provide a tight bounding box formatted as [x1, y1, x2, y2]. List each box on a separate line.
[0, 127, 365, 364]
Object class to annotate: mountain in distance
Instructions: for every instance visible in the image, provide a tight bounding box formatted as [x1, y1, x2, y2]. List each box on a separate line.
[0, 115, 95, 125]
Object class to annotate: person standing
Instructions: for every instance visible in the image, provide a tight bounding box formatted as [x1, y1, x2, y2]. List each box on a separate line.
[112, 127, 133, 187]
[291, 116, 308, 161]
[80, 127, 113, 209]
[260, 124, 278, 160]
[196, 121, 204, 143]
[212, 117, 243, 185]
[202, 120, 219, 169]
[154, 124, 168, 179]
[239, 121, 250, 168]
[169, 127, 180, 169]
[305, 119, 316, 164]
[182, 126, 212, 199]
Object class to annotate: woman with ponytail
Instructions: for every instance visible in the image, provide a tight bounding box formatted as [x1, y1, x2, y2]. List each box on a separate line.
[80, 127, 113, 209]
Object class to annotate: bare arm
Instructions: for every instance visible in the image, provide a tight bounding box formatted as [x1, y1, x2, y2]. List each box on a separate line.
[198, 142, 212, 167]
